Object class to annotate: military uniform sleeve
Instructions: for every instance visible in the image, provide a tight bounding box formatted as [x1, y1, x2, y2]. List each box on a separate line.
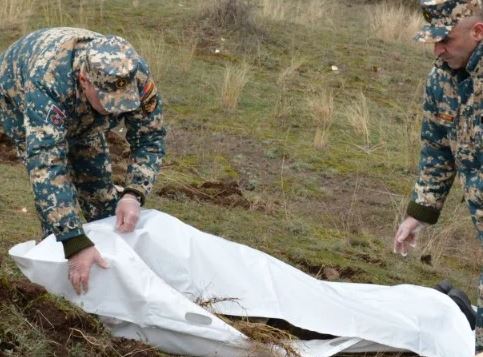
[407, 68, 457, 224]
[24, 80, 93, 257]
[122, 74, 166, 204]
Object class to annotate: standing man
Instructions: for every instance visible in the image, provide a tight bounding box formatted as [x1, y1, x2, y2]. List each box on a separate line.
[393, 0, 483, 353]
[0, 28, 165, 294]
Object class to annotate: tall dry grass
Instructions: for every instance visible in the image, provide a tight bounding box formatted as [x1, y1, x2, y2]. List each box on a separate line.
[274, 58, 304, 121]
[369, 1, 424, 44]
[221, 62, 250, 111]
[177, 33, 198, 74]
[0, 0, 34, 29]
[133, 33, 168, 80]
[307, 90, 334, 149]
[259, 0, 336, 26]
[345, 92, 371, 146]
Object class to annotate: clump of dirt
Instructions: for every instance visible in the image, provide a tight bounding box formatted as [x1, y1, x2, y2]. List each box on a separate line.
[158, 180, 252, 209]
[106, 130, 130, 185]
[0, 132, 19, 163]
[0, 278, 159, 356]
[289, 259, 366, 281]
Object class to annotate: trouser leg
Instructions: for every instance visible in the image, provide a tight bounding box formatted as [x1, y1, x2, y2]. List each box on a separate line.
[68, 131, 118, 222]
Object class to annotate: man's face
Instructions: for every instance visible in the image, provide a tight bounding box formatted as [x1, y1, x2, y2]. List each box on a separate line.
[79, 72, 110, 115]
[433, 18, 480, 69]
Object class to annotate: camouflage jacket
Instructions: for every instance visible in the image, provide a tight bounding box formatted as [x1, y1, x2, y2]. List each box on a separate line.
[0, 28, 165, 243]
[407, 42, 482, 238]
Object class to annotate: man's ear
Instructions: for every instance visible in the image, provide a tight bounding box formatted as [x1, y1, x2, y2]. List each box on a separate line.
[471, 22, 483, 41]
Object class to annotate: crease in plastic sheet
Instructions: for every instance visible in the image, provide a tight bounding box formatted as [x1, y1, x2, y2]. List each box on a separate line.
[9, 209, 474, 357]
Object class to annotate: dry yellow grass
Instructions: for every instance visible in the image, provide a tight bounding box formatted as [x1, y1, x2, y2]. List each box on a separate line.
[132, 33, 168, 81]
[0, 0, 34, 29]
[177, 33, 198, 74]
[221, 62, 250, 111]
[259, 0, 336, 26]
[346, 91, 371, 146]
[307, 90, 334, 149]
[369, 1, 424, 44]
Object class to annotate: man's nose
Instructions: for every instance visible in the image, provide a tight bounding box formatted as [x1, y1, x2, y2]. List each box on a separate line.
[433, 42, 446, 57]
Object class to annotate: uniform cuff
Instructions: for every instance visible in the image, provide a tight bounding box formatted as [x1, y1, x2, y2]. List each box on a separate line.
[122, 187, 146, 206]
[407, 201, 440, 225]
[61, 234, 94, 259]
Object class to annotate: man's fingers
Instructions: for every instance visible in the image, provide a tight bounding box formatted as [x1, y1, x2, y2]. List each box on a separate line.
[95, 254, 109, 269]
[115, 212, 123, 229]
[80, 272, 89, 294]
[118, 213, 138, 233]
[70, 273, 82, 295]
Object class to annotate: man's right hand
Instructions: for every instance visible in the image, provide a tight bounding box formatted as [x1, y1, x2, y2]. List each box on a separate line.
[68, 246, 109, 294]
[393, 216, 426, 257]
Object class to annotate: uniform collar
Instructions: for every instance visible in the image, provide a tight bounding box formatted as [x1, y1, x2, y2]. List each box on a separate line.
[465, 41, 482, 77]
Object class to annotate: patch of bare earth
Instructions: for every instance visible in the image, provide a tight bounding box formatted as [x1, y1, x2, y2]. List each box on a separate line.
[0, 277, 161, 356]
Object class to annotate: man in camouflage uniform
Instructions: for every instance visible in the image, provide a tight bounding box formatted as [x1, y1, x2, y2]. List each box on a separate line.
[0, 28, 165, 294]
[392, 0, 483, 353]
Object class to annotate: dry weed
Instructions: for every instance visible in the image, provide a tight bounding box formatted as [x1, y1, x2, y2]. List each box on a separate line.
[201, 0, 259, 33]
[259, 0, 336, 26]
[0, 0, 34, 29]
[132, 33, 167, 80]
[274, 58, 304, 121]
[345, 92, 371, 146]
[221, 62, 250, 111]
[369, 1, 424, 44]
[259, 0, 287, 21]
[177, 33, 198, 74]
[307, 90, 334, 149]
[293, 0, 336, 26]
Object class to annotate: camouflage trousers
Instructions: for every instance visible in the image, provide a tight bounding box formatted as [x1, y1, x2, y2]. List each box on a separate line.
[0, 95, 118, 237]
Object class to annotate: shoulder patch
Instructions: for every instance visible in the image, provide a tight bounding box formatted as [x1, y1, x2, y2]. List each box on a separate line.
[47, 105, 66, 126]
[436, 113, 454, 122]
[141, 80, 158, 114]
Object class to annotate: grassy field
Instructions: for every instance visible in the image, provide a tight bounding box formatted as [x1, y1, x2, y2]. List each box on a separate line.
[0, 0, 479, 355]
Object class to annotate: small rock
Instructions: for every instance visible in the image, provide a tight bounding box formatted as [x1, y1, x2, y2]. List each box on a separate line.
[323, 267, 340, 281]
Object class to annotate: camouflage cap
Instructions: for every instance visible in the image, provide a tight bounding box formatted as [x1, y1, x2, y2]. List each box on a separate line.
[83, 35, 140, 115]
[415, 0, 482, 43]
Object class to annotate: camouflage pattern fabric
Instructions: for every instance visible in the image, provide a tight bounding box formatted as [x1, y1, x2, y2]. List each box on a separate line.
[407, 42, 482, 351]
[0, 27, 165, 244]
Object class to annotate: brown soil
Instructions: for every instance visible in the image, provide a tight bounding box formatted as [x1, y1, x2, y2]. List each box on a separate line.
[158, 180, 252, 209]
[0, 278, 161, 356]
[289, 258, 366, 281]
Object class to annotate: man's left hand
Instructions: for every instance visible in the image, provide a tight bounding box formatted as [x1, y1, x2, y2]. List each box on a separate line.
[115, 193, 141, 232]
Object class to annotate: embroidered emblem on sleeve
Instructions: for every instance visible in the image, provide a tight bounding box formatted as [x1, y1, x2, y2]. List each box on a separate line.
[47, 105, 66, 126]
[141, 80, 158, 114]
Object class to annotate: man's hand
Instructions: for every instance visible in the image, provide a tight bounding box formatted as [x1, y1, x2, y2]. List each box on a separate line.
[115, 194, 141, 233]
[68, 246, 108, 294]
[393, 216, 426, 256]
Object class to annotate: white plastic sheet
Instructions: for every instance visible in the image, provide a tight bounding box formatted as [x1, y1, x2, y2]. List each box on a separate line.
[9, 209, 474, 357]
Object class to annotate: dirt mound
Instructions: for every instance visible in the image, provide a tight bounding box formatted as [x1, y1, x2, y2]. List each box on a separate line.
[158, 180, 252, 209]
[0, 278, 159, 356]
[0, 132, 19, 163]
